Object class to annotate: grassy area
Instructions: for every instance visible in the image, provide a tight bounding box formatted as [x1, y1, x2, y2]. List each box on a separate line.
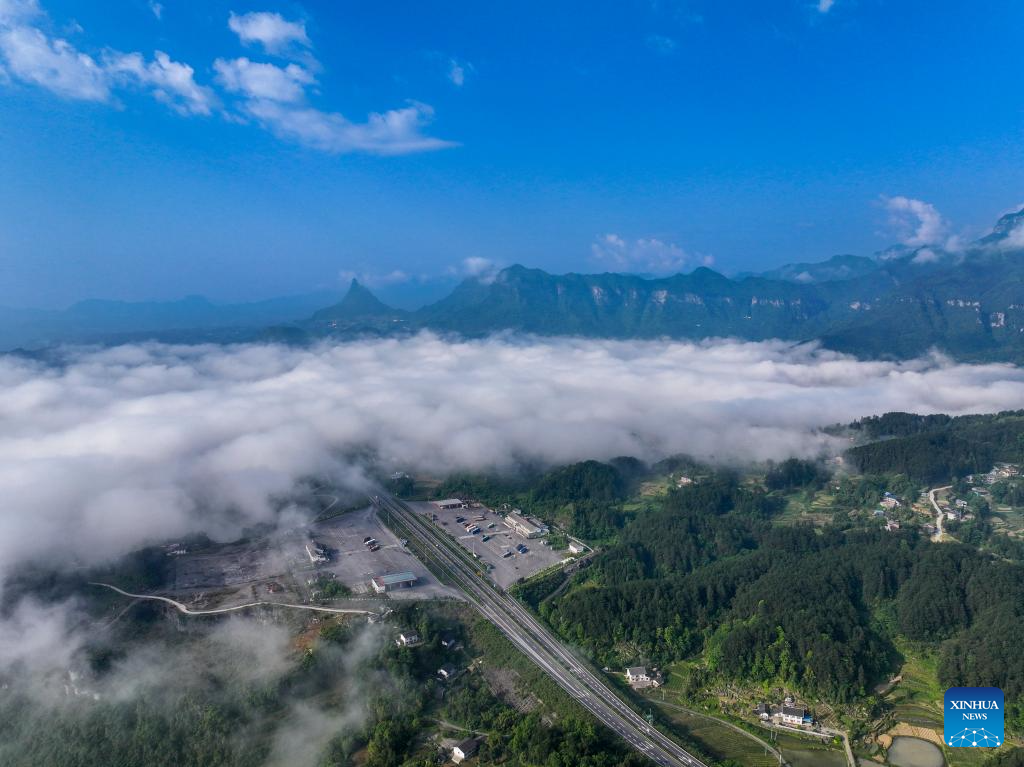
[653, 704, 779, 767]
[886, 643, 945, 729]
[774, 731, 847, 767]
[989, 504, 1024, 538]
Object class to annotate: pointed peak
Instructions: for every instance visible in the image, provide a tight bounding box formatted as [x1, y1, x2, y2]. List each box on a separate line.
[310, 279, 398, 321]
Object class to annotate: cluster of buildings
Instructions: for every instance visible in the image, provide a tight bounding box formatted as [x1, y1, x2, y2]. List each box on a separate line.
[754, 697, 813, 727]
[503, 510, 548, 539]
[873, 492, 903, 532]
[944, 497, 975, 523]
[971, 463, 1021, 485]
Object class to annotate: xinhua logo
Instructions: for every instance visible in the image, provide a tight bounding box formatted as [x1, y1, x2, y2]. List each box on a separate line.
[944, 687, 1004, 747]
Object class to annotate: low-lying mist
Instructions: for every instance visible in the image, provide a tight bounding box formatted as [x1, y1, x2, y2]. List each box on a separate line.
[2, 332, 1024, 581]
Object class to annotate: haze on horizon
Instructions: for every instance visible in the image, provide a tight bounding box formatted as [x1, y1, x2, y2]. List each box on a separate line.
[3, 0, 1024, 308]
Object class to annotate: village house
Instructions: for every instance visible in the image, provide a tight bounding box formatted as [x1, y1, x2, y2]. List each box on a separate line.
[395, 631, 421, 647]
[625, 666, 662, 688]
[437, 665, 457, 681]
[880, 493, 901, 509]
[778, 705, 812, 726]
[452, 737, 480, 764]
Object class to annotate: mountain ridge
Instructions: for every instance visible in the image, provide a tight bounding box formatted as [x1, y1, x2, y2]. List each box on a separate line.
[5, 207, 1024, 362]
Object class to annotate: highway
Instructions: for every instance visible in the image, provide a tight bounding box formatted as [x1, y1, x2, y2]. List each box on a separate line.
[372, 493, 708, 767]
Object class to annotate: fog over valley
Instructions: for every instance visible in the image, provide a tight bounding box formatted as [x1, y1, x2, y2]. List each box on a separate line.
[3, 333, 1024, 580]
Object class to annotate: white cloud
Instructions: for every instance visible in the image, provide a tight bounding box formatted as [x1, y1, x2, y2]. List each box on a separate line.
[243, 98, 455, 155]
[228, 11, 310, 55]
[1, 1, 453, 156]
[214, 56, 313, 103]
[0, 0, 40, 25]
[461, 256, 497, 279]
[817, 0, 835, 12]
[0, 24, 110, 100]
[1003, 225, 1024, 250]
[447, 57, 469, 86]
[0, 1, 212, 114]
[338, 269, 410, 287]
[2, 336, 1024, 581]
[591, 233, 698, 274]
[882, 195, 950, 248]
[107, 50, 216, 115]
[148, 1, 162, 20]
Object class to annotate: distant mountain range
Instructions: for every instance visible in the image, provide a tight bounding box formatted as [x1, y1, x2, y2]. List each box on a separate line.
[0, 291, 343, 350]
[4, 208, 1024, 362]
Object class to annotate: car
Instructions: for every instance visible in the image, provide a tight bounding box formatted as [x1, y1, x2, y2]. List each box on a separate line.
[487, 523, 496, 529]
[502, 550, 513, 558]
[455, 516, 465, 523]
[516, 544, 528, 553]
[362, 536, 372, 543]
[369, 544, 380, 552]
[482, 535, 490, 542]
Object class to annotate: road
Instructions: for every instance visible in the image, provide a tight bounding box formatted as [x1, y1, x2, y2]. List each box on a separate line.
[90, 582, 378, 617]
[373, 493, 708, 767]
[928, 485, 952, 542]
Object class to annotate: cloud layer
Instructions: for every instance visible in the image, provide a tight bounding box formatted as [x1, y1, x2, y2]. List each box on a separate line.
[3, 335, 1024, 581]
[0, 1, 452, 155]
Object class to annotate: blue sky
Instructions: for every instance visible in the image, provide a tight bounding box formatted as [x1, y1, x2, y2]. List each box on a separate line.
[2, 0, 1024, 308]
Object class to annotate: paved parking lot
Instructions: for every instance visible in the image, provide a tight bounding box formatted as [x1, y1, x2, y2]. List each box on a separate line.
[408, 501, 570, 589]
[168, 506, 456, 608]
[311, 506, 455, 599]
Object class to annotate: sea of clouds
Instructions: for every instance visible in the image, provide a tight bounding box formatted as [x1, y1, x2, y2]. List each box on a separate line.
[3, 333, 1024, 577]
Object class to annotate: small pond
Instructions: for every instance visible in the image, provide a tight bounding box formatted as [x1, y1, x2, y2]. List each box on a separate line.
[887, 736, 944, 767]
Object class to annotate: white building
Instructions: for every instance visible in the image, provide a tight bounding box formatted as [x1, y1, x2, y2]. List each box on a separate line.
[437, 665, 457, 680]
[880, 496, 901, 509]
[305, 539, 328, 563]
[370, 571, 417, 594]
[777, 705, 811, 726]
[568, 541, 586, 555]
[503, 511, 548, 539]
[396, 631, 421, 647]
[452, 737, 479, 764]
[434, 498, 468, 510]
[625, 666, 649, 684]
[625, 666, 662, 688]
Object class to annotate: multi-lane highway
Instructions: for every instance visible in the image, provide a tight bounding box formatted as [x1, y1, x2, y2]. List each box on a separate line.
[372, 493, 709, 767]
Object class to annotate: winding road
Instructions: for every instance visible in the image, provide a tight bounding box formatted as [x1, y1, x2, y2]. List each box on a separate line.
[90, 582, 378, 617]
[928, 485, 952, 542]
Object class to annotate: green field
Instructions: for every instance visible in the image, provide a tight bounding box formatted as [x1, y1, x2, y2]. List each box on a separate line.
[886, 644, 945, 728]
[653, 703, 780, 767]
[772, 489, 838, 527]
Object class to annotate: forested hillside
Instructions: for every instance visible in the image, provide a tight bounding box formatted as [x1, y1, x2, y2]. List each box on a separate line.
[848, 410, 1024, 482]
